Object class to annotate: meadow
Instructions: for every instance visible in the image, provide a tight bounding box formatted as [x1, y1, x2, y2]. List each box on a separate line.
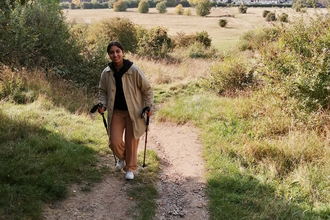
[64, 7, 290, 50]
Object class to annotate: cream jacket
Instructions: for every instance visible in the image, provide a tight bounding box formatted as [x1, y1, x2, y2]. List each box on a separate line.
[98, 64, 153, 140]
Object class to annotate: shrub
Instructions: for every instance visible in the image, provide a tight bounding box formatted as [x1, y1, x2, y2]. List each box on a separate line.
[125, 0, 139, 8]
[87, 17, 138, 53]
[70, 3, 76, 9]
[137, 26, 173, 58]
[188, 41, 207, 58]
[196, 0, 212, 17]
[59, 2, 70, 9]
[172, 32, 197, 48]
[238, 4, 247, 14]
[219, 19, 228, 27]
[184, 7, 191, 16]
[208, 54, 254, 94]
[259, 14, 330, 111]
[0, 2, 82, 71]
[279, 12, 288, 22]
[172, 31, 212, 48]
[81, 2, 92, 9]
[266, 12, 276, 21]
[174, 4, 184, 15]
[263, 10, 270, 17]
[195, 31, 211, 47]
[113, 0, 127, 11]
[138, 0, 149, 13]
[156, 2, 167, 13]
[108, 0, 115, 8]
[237, 27, 278, 51]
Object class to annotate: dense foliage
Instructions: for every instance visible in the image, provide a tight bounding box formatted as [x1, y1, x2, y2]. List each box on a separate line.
[138, 0, 149, 13]
[195, 0, 212, 16]
[156, 1, 167, 13]
[136, 26, 173, 57]
[113, 0, 127, 11]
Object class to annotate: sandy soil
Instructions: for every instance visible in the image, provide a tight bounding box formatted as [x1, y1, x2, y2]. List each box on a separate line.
[43, 118, 209, 220]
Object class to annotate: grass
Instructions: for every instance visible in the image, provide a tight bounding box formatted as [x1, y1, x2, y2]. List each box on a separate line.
[127, 150, 160, 220]
[156, 91, 330, 219]
[0, 68, 160, 220]
[0, 97, 111, 220]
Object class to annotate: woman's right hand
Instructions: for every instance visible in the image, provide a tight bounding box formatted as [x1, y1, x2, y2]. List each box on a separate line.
[98, 106, 105, 114]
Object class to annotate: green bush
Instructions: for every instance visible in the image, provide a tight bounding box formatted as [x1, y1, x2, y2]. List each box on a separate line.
[113, 0, 127, 11]
[172, 32, 198, 48]
[108, 0, 115, 8]
[238, 4, 247, 13]
[266, 12, 276, 21]
[279, 12, 288, 22]
[187, 41, 216, 58]
[174, 4, 184, 15]
[196, 0, 212, 17]
[208, 54, 254, 94]
[259, 14, 330, 111]
[184, 7, 191, 16]
[59, 2, 70, 9]
[156, 1, 167, 13]
[137, 26, 173, 58]
[70, 3, 76, 9]
[219, 19, 228, 27]
[238, 27, 278, 51]
[173, 31, 212, 48]
[81, 2, 92, 9]
[87, 17, 138, 53]
[195, 31, 211, 47]
[262, 10, 270, 17]
[138, 0, 149, 13]
[0, 2, 82, 71]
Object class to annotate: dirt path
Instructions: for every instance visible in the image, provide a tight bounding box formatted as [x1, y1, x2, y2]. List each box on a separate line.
[43, 119, 209, 219]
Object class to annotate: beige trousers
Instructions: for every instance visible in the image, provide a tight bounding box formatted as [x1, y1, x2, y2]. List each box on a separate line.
[109, 109, 139, 172]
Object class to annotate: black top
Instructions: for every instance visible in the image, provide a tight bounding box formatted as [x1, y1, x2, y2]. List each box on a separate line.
[109, 59, 133, 111]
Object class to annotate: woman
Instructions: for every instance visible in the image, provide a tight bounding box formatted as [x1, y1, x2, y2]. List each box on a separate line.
[98, 41, 153, 180]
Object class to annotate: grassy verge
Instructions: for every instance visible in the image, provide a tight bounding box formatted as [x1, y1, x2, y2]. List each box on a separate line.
[127, 150, 160, 220]
[0, 97, 111, 220]
[156, 91, 330, 219]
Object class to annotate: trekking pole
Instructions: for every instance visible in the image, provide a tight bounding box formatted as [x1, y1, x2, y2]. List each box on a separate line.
[100, 113, 117, 166]
[142, 115, 149, 168]
[90, 103, 117, 166]
[141, 107, 150, 168]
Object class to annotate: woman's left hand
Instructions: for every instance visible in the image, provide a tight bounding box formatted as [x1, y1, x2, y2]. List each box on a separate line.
[147, 109, 152, 117]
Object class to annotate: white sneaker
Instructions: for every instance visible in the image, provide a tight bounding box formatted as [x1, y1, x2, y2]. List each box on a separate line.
[115, 160, 125, 170]
[125, 171, 134, 180]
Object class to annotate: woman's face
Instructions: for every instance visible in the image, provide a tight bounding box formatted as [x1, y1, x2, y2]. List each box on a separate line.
[108, 45, 124, 67]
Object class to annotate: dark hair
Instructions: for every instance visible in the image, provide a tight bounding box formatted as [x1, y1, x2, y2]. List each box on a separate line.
[107, 41, 124, 53]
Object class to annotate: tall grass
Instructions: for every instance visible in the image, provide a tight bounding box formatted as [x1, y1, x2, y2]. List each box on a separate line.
[156, 90, 330, 219]
[0, 97, 111, 219]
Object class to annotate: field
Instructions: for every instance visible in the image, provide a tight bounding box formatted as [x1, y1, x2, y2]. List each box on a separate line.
[63, 7, 311, 50]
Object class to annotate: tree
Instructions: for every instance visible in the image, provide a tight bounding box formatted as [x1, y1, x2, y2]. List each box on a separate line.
[156, 1, 167, 13]
[219, 19, 228, 27]
[238, 4, 247, 13]
[138, 0, 149, 13]
[113, 0, 127, 11]
[174, 4, 184, 15]
[195, 0, 212, 17]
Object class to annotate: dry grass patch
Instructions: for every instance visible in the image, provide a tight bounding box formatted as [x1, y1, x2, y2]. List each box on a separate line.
[127, 53, 213, 85]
